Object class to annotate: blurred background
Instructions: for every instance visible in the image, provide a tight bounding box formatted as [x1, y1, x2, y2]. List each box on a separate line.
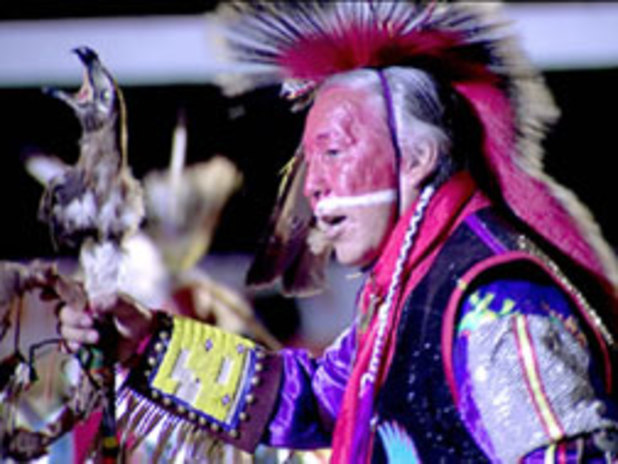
[1, 1, 618, 349]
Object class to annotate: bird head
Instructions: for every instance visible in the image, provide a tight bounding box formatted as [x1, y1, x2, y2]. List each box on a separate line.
[44, 47, 124, 134]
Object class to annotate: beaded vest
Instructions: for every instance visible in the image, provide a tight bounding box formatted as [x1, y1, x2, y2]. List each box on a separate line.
[371, 207, 615, 463]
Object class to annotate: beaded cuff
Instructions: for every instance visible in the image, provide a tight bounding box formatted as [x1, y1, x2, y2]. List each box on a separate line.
[120, 312, 283, 453]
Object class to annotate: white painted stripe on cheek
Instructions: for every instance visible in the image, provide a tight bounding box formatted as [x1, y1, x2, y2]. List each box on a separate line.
[315, 189, 397, 214]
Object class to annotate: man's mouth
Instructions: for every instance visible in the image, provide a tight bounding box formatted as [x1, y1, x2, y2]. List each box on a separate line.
[317, 213, 347, 239]
[321, 214, 346, 226]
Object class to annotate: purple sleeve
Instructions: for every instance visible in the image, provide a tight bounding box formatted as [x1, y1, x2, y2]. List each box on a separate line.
[454, 278, 618, 463]
[263, 323, 356, 449]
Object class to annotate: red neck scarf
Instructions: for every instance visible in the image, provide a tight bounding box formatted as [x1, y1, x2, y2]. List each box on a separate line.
[331, 172, 490, 463]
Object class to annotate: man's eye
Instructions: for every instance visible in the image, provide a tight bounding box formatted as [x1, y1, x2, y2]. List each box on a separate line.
[325, 149, 340, 157]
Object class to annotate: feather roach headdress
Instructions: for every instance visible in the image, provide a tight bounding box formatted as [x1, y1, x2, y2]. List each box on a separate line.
[212, 1, 618, 299]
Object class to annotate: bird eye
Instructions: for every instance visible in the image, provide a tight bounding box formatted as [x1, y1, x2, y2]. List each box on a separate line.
[100, 89, 112, 102]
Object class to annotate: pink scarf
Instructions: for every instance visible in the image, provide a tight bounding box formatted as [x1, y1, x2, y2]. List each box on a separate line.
[331, 173, 490, 463]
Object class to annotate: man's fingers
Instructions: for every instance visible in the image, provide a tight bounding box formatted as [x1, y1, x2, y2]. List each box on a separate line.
[58, 339, 81, 354]
[58, 304, 93, 328]
[57, 304, 99, 346]
[59, 324, 99, 345]
[111, 294, 153, 340]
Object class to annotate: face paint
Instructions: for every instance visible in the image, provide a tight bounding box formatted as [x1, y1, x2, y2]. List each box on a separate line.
[302, 85, 398, 267]
[315, 189, 397, 215]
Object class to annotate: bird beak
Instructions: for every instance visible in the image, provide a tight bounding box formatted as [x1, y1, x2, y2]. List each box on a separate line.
[43, 46, 100, 111]
[73, 46, 99, 66]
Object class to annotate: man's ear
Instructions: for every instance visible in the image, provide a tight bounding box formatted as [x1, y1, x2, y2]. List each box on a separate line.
[397, 136, 440, 213]
[401, 136, 439, 186]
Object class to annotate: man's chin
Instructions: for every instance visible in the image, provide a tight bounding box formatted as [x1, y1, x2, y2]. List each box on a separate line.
[334, 247, 374, 269]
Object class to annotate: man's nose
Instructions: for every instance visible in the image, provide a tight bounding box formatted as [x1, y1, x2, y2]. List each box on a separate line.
[304, 162, 330, 206]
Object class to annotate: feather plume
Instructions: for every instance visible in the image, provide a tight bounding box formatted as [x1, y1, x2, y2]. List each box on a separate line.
[143, 154, 242, 274]
[246, 149, 332, 297]
[212, 1, 618, 303]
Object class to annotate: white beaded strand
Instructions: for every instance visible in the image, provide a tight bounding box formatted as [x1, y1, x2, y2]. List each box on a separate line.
[360, 184, 436, 395]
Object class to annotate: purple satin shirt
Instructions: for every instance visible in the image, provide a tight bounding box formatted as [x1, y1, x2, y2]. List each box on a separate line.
[264, 324, 356, 448]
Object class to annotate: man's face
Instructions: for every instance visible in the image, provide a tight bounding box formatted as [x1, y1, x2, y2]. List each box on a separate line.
[302, 85, 398, 268]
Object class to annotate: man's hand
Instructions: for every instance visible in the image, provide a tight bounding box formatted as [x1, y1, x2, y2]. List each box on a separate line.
[57, 293, 155, 365]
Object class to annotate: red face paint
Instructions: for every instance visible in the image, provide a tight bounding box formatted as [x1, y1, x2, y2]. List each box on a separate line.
[302, 86, 398, 267]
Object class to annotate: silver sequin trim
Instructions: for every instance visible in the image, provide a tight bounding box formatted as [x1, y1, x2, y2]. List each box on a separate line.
[465, 314, 618, 463]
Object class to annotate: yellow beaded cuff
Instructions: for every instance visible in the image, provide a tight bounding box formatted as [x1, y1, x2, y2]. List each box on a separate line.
[123, 312, 282, 452]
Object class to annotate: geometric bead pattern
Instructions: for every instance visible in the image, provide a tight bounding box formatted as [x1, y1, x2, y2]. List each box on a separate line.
[151, 316, 256, 428]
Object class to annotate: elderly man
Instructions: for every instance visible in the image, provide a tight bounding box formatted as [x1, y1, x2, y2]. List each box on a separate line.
[58, 3, 618, 462]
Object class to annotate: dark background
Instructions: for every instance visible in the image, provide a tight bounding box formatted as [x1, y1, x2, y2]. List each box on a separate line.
[0, 82, 305, 259]
[1, 1, 617, 260]
[0, 0, 584, 21]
